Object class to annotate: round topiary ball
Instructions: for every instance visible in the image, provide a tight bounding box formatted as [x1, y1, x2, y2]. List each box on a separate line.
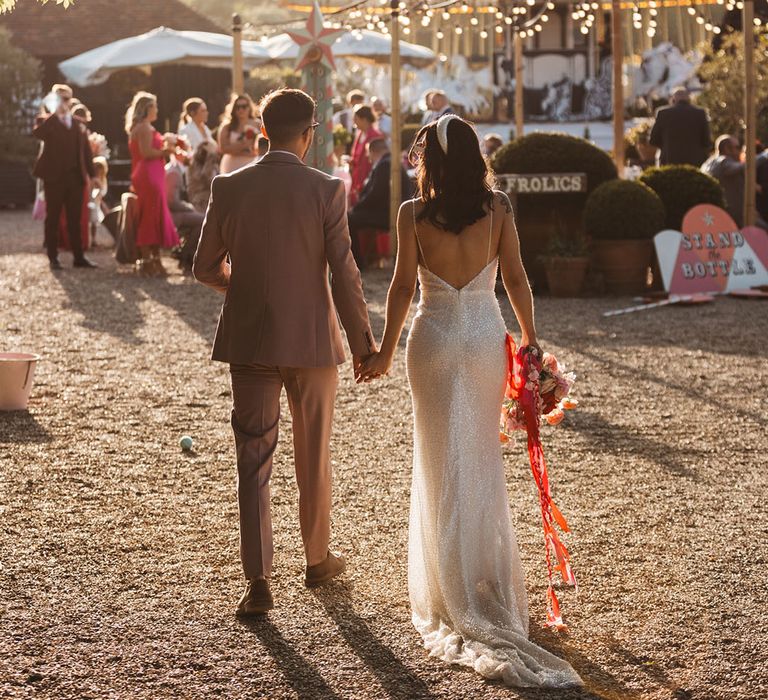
[638, 165, 725, 230]
[584, 179, 666, 240]
[491, 131, 618, 194]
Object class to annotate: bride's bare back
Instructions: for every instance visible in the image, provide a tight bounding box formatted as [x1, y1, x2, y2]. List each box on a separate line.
[409, 193, 507, 290]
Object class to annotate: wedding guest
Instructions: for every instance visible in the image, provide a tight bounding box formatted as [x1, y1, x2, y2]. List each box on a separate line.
[420, 90, 437, 126]
[218, 93, 259, 174]
[348, 138, 413, 268]
[332, 89, 365, 131]
[188, 142, 219, 213]
[178, 97, 215, 152]
[650, 87, 710, 167]
[429, 91, 454, 121]
[88, 156, 109, 247]
[126, 91, 179, 276]
[59, 100, 94, 252]
[371, 97, 392, 138]
[32, 83, 97, 270]
[756, 141, 768, 223]
[483, 133, 504, 159]
[349, 104, 384, 206]
[165, 152, 204, 272]
[701, 135, 768, 229]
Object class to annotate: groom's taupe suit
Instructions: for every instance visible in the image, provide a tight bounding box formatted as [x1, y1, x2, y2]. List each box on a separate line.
[194, 151, 374, 578]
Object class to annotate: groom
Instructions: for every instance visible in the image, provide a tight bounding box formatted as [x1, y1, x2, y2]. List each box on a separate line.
[193, 89, 375, 616]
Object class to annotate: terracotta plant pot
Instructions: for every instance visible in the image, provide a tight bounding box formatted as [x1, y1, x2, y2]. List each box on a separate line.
[543, 256, 589, 297]
[591, 239, 653, 295]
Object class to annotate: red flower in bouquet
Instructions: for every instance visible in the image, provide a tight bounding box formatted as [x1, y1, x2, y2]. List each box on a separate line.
[244, 126, 257, 141]
[175, 135, 188, 151]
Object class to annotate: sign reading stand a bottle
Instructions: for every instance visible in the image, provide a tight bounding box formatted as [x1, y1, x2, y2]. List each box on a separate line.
[654, 205, 768, 294]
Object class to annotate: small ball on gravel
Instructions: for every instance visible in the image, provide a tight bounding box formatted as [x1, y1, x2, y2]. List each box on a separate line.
[180, 435, 194, 451]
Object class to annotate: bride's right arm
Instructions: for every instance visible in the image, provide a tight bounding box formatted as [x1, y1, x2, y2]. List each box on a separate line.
[497, 192, 539, 350]
[359, 201, 418, 380]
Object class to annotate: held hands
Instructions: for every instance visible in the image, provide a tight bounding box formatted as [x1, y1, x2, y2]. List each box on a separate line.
[355, 351, 393, 384]
[521, 335, 543, 360]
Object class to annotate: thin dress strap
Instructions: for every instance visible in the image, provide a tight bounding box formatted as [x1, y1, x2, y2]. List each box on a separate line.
[412, 200, 429, 271]
[486, 205, 494, 264]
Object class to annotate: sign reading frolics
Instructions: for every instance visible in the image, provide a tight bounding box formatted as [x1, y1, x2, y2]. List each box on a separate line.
[654, 205, 768, 294]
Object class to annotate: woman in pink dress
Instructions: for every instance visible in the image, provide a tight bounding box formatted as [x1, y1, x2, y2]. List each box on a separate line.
[349, 104, 384, 207]
[218, 93, 260, 174]
[126, 91, 179, 276]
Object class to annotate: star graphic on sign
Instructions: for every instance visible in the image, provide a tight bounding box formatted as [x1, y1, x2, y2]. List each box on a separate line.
[287, 0, 346, 71]
[702, 211, 715, 226]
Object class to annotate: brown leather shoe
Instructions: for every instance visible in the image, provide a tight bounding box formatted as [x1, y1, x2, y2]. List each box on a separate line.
[305, 550, 346, 587]
[235, 578, 274, 616]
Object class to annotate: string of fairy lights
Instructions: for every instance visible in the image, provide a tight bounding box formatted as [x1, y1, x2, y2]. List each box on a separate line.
[244, 1, 768, 46]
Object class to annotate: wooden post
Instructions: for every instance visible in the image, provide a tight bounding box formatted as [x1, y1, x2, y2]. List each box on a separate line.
[514, 30, 524, 140]
[744, 0, 757, 227]
[659, 4, 669, 44]
[232, 13, 244, 95]
[595, 2, 606, 78]
[611, 0, 624, 177]
[390, 0, 402, 237]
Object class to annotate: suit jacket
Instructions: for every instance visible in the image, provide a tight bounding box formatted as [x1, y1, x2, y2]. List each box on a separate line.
[193, 150, 374, 367]
[649, 102, 710, 167]
[349, 154, 414, 230]
[32, 114, 95, 182]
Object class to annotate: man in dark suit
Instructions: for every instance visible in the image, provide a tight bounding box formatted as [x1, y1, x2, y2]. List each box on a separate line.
[348, 138, 414, 267]
[33, 84, 97, 270]
[649, 87, 711, 167]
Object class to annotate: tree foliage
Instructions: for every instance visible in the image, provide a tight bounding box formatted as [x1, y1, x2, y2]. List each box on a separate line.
[0, 0, 74, 14]
[697, 32, 768, 144]
[0, 28, 42, 163]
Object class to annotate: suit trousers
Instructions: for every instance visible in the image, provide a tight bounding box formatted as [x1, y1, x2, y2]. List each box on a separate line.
[229, 363, 339, 579]
[43, 172, 85, 262]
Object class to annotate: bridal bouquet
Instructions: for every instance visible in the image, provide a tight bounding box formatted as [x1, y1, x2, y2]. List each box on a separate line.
[88, 132, 110, 159]
[242, 126, 257, 141]
[500, 345, 577, 439]
[500, 334, 578, 630]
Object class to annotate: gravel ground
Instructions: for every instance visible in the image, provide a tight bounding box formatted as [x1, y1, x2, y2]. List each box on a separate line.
[1, 209, 766, 700]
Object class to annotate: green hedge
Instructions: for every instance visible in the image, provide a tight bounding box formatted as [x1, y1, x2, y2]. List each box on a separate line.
[584, 180, 665, 240]
[638, 165, 725, 230]
[492, 131, 617, 194]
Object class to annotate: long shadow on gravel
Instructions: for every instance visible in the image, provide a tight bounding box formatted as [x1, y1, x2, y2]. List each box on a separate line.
[52, 269, 146, 344]
[0, 410, 52, 444]
[313, 582, 436, 700]
[576, 348, 767, 430]
[563, 410, 701, 479]
[240, 616, 342, 700]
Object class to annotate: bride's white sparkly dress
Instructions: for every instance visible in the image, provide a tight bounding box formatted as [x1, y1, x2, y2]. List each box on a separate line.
[405, 208, 581, 687]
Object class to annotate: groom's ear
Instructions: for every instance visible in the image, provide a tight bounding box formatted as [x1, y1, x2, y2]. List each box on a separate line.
[260, 125, 268, 139]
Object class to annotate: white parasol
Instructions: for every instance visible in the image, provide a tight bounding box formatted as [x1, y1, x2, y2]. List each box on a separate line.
[58, 26, 270, 87]
[261, 29, 436, 66]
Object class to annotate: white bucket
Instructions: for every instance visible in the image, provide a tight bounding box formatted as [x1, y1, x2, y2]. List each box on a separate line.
[0, 353, 41, 411]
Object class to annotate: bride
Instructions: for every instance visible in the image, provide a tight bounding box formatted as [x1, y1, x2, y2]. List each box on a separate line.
[358, 115, 581, 687]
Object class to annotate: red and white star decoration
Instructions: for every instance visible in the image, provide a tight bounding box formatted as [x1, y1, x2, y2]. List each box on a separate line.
[287, 1, 345, 71]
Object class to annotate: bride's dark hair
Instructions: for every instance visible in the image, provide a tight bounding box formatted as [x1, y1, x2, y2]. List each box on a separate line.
[409, 116, 496, 234]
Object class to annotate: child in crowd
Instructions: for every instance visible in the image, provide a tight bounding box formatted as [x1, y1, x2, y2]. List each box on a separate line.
[89, 156, 109, 246]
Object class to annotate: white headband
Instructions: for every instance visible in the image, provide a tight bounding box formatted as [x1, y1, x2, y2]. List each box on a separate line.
[436, 114, 460, 155]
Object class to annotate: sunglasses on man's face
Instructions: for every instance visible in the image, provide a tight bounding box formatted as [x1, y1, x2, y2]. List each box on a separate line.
[303, 121, 321, 134]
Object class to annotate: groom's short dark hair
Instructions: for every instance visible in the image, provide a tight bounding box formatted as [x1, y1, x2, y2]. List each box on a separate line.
[260, 89, 316, 143]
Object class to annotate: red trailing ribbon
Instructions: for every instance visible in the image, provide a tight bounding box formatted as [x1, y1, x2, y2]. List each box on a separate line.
[505, 333, 577, 630]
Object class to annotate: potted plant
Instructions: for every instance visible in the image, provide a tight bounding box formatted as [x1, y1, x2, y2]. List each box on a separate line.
[0, 29, 41, 207]
[584, 179, 666, 295]
[541, 231, 590, 297]
[626, 119, 657, 164]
